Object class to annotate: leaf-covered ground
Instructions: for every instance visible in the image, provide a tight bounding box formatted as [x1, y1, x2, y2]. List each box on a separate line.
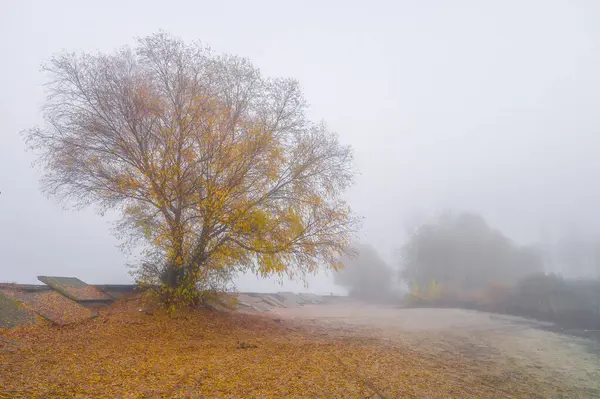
[37, 277, 112, 301]
[0, 297, 574, 398]
[2, 289, 94, 326]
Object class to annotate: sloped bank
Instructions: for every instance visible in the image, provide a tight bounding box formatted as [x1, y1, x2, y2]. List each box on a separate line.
[0, 275, 328, 329]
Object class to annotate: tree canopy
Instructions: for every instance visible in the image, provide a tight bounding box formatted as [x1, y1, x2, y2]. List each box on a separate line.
[400, 212, 543, 290]
[333, 243, 395, 302]
[26, 33, 358, 304]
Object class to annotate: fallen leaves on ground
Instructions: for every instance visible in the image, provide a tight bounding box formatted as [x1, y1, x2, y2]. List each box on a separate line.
[0, 296, 564, 398]
[0, 292, 36, 329]
[2, 290, 94, 326]
[38, 277, 112, 301]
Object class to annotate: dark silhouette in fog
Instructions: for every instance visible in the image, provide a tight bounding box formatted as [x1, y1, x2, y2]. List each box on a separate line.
[334, 243, 395, 302]
[400, 211, 543, 290]
[395, 211, 600, 330]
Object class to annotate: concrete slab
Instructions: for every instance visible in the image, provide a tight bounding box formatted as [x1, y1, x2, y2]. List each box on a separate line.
[276, 292, 307, 307]
[2, 289, 95, 326]
[261, 295, 286, 308]
[237, 294, 257, 305]
[244, 292, 265, 298]
[298, 293, 323, 304]
[93, 284, 140, 299]
[204, 292, 239, 312]
[250, 301, 273, 312]
[237, 303, 254, 309]
[0, 291, 36, 329]
[38, 276, 112, 302]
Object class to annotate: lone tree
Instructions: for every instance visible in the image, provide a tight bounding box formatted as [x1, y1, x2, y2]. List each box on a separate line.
[333, 243, 395, 302]
[27, 33, 357, 305]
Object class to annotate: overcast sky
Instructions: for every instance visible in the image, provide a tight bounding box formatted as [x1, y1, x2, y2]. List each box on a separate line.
[1, 0, 600, 290]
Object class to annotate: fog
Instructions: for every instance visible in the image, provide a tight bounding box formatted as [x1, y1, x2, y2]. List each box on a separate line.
[2, 0, 600, 291]
[334, 244, 398, 301]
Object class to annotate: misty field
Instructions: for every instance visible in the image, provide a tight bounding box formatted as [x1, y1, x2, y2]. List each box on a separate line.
[2, 297, 599, 398]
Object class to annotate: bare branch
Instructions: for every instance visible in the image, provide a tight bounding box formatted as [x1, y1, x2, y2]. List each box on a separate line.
[26, 32, 358, 299]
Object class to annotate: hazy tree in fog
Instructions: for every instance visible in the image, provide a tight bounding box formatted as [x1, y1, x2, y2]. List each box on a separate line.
[334, 243, 395, 302]
[538, 224, 600, 278]
[555, 230, 600, 278]
[25, 32, 358, 305]
[400, 212, 543, 290]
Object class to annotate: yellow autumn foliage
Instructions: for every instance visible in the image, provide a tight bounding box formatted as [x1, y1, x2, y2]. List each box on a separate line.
[26, 32, 359, 304]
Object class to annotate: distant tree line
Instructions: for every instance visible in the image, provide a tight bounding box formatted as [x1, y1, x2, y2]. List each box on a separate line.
[400, 211, 543, 291]
[334, 211, 599, 329]
[334, 212, 544, 302]
[397, 211, 600, 329]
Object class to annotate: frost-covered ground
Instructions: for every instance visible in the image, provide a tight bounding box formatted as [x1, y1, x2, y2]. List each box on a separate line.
[274, 300, 600, 398]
